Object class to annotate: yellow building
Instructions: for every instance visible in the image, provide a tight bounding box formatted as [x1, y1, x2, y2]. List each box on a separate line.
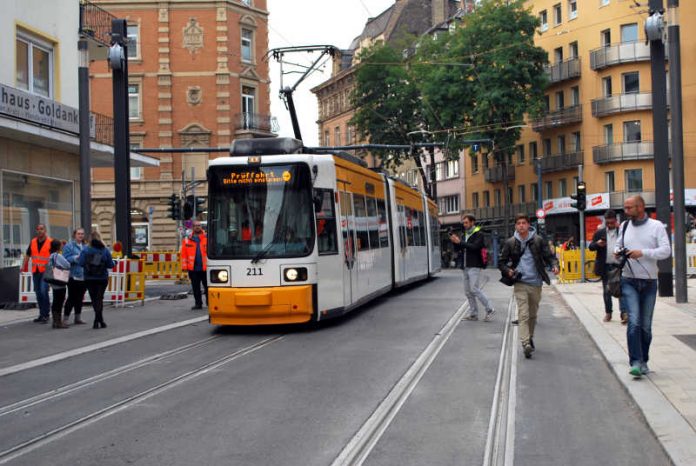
[465, 0, 696, 242]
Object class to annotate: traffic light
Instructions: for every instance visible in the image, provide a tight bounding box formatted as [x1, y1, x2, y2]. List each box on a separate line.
[167, 194, 181, 220]
[570, 181, 587, 211]
[184, 195, 207, 220]
[194, 196, 206, 216]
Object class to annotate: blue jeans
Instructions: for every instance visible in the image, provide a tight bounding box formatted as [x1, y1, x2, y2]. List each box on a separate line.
[32, 272, 50, 319]
[621, 277, 657, 366]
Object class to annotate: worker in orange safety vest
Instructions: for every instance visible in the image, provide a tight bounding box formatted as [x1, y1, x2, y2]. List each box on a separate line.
[22, 224, 53, 323]
[180, 220, 208, 310]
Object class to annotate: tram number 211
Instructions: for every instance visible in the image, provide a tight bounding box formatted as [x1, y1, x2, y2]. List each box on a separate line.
[246, 267, 263, 276]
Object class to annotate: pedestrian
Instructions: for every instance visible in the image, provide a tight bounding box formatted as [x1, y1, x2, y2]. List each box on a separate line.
[450, 214, 495, 321]
[45, 239, 71, 329]
[561, 236, 577, 251]
[62, 228, 88, 325]
[79, 231, 114, 329]
[22, 224, 53, 324]
[616, 196, 670, 378]
[180, 220, 208, 310]
[589, 210, 628, 324]
[499, 214, 559, 359]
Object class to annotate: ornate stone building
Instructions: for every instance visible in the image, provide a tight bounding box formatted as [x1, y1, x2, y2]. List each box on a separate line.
[89, 0, 273, 250]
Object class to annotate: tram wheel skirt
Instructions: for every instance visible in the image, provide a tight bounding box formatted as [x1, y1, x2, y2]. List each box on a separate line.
[208, 285, 313, 325]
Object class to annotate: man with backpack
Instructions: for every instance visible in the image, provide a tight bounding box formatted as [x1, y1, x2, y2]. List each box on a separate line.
[450, 214, 495, 321]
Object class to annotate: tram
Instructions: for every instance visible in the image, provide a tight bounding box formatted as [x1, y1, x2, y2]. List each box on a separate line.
[206, 138, 441, 325]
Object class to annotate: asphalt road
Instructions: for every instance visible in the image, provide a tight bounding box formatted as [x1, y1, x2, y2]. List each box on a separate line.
[0, 270, 669, 465]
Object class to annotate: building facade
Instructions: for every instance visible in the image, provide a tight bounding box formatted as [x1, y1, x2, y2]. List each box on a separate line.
[464, 0, 696, 242]
[89, 0, 273, 251]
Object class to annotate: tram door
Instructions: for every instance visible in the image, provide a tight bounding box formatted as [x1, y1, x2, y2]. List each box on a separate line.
[339, 191, 357, 307]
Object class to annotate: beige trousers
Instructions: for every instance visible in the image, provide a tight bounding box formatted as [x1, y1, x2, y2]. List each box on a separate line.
[514, 282, 543, 346]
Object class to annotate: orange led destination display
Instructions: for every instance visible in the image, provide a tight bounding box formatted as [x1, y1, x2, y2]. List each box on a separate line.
[222, 170, 292, 186]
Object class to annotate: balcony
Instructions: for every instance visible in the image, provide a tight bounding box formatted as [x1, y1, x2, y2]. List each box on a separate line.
[591, 92, 666, 117]
[592, 141, 669, 164]
[590, 42, 665, 70]
[609, 191, 656, 209]
[532, 105, 582, 131]
[484, 165, 515, 183]
[538, 151, 584, 173]
[79, 0, 115, 59]
[234, 113, 278, 137]
[545, 57, 581, 84]
[472, 202, 537, 221]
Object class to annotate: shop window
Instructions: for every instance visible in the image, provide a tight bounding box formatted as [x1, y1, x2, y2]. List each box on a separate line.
[15, 33, 53, 97]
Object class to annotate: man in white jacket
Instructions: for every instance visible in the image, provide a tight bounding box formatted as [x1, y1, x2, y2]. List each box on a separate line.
[616, 196, 671, 378]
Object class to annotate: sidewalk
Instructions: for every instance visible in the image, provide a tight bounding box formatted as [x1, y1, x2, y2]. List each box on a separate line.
[556, 278, 696, 466]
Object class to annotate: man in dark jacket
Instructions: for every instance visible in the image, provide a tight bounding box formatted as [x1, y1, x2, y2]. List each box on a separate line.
[588, 210, 627, 324]
[450, 214, 494, 321]
[500, 214, 559, 358]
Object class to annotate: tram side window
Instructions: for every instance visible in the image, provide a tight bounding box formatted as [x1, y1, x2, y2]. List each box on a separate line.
[353, 194, 370, 251]
[398, 205, 406, 249]
[366, 196, 379, 249]
[376, 199, 389, 248]
[315, 188, 338, 255]
[406, 208, 415, 246]
[413, 209, 423, 246]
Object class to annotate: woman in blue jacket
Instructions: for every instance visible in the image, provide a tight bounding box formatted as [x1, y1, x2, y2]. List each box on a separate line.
[79, 231, 114, 329]
[62, 228, 87, 324]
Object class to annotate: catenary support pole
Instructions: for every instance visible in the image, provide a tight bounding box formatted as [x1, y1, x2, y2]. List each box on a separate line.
[78, 39, 92, 233]
[579, 165, 585, 283]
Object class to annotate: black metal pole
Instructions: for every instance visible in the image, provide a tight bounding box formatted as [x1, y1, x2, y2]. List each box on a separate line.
[648, 0, 673, 297]
[78, 39, 92, 233]
[668, 0, 687, 302]
[536, 158, 544, 236]
[429, 146, 437, 201]
[111, 19, 132, 256]
[282, 88, 302, 141]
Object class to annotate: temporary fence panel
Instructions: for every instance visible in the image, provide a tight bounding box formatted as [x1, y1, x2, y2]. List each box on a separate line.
[558, 249, 599, 283]
[133, 251, 187, 281]
[688, 244, 696, 276]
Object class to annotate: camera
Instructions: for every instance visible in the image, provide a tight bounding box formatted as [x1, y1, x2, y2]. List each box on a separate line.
[615, 247, 630, 267]
[447, 227, 454, 236]
[500, 269, 521, 286]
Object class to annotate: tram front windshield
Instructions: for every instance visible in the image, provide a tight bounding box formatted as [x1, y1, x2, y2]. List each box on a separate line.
[208, 163, 314, 259]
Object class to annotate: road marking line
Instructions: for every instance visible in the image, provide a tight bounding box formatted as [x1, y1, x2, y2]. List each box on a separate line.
[331, 301, 469, 466]
[0, 316, 208, 378]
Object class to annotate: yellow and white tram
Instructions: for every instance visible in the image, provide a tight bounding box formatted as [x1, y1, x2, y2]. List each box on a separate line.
[206, 138, 440, 325]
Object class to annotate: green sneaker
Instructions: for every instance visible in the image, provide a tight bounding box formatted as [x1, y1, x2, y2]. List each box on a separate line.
[629, 366, 642, 378]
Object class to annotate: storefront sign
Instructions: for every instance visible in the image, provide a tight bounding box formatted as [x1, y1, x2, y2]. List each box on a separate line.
[543, 193, 610, 215]
[0, 84, 84, 135]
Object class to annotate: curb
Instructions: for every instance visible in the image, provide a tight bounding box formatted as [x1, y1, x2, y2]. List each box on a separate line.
[554, 283, 696, 466]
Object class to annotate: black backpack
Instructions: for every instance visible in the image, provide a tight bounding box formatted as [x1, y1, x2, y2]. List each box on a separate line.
[84, 250, 107, 276]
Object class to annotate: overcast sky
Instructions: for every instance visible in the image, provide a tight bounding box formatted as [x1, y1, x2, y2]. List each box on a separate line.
[267, 0, 394, 146]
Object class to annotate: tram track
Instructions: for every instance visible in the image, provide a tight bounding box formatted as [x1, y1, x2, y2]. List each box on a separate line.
[0, 335, 284, 465]
[331, 301, 470, 466]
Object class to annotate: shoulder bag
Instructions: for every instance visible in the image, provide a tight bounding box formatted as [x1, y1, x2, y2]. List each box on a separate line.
[44, 255, 70, 285]
[606, 222, 630, 298]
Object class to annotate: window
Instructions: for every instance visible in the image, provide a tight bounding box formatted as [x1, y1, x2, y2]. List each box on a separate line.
[621, 23, 638, 43]
[625, 169, 643, 192]
[540, 10, 548, 31]
[482, 152, 489, 169]
[517, 145, 525, 164]
[324, 130, 330, 146]
[555, 91, 565, 110]
[471, 153, 479, 173]
[334, 126, 341, 146]
[545, 181, 553, 199]
[623, 120, 641, 142]
[354, 195, 369, 251]
[494, 189, 501, 207]
[127, 25, 139, 58]
[573, 176, 579, 193]
[16, 33, 53, 97]
[472, 192, 480, 208]
[543, 138, 552, 156]
[569, 41, 579, 58]
[438, 195, 460, 215]
[241, 29, 253, 63]
[529, 142, 538, 160]
[483, 191, 490, 207]
[557, 135, 566, 154]
[376, 199, 389, 247]
[518, 185, 526, 203]
[604, 124, 614, 144]
[544, 95, 550, 112]
[571, 86, 580, 105]
[130, 143, 143, 179]
[623, 72, 639, 94]
[554, 47, 564, 63]
[128, 83, 140, 119]
[241, 86, 256, 128]
[559, 179, 567, 197]
[446, 160, 459, 178]
[601, 29, 611, 47]
[602, 76, 612, 97]
[553, 4, 562, 25]
[572, 132, 581, 152]
[241, 0, 252, 5]
[601, 0, 610, 6]
[532, 183, 539, 201]
[366, 197, 380, 248]
[507, 187, 513, 204]
[315, 189, 338, 254]
[605, 171, 615, 192]
[506, 152, 513, 167]
[568, 0, 577, 20]
[346, 125, 354, 145]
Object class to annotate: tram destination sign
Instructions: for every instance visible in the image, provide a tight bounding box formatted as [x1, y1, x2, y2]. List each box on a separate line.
[0, 83, 90, 136]
[222, 169, 292, 186]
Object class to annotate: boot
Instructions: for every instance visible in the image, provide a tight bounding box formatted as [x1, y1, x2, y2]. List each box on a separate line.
[74, 314, 86, 325]
[52, 311, 68, 329]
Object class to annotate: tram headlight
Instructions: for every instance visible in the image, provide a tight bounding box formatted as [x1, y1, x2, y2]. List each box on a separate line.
[283, 267, 307, 282]
[210, 269, 229, 284]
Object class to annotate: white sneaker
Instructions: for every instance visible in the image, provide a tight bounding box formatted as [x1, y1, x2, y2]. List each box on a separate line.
[484, 309, 495, 322]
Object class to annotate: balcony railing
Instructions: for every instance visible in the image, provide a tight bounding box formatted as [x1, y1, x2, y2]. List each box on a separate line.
[472, 202, 536, 221]
[79, 0, 115, 46]
[589, 41, 666, 70]
[235, 112, 278, 133]
[592, 141, 670, 164]
[484, 164, 515, 183]
[609, 191, 656, 209]
[545, 57, 581, 84]
[532, 104, 582, 131]
[591, 92, 666, 117]
[538, 151, 584, 173]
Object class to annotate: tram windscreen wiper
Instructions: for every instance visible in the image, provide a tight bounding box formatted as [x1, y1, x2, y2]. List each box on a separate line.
[250, 225, 287, 264]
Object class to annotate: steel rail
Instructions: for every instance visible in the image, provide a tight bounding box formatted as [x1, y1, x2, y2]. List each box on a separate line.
[330, 302, 470, 466]
[0, 335, 284, 465]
